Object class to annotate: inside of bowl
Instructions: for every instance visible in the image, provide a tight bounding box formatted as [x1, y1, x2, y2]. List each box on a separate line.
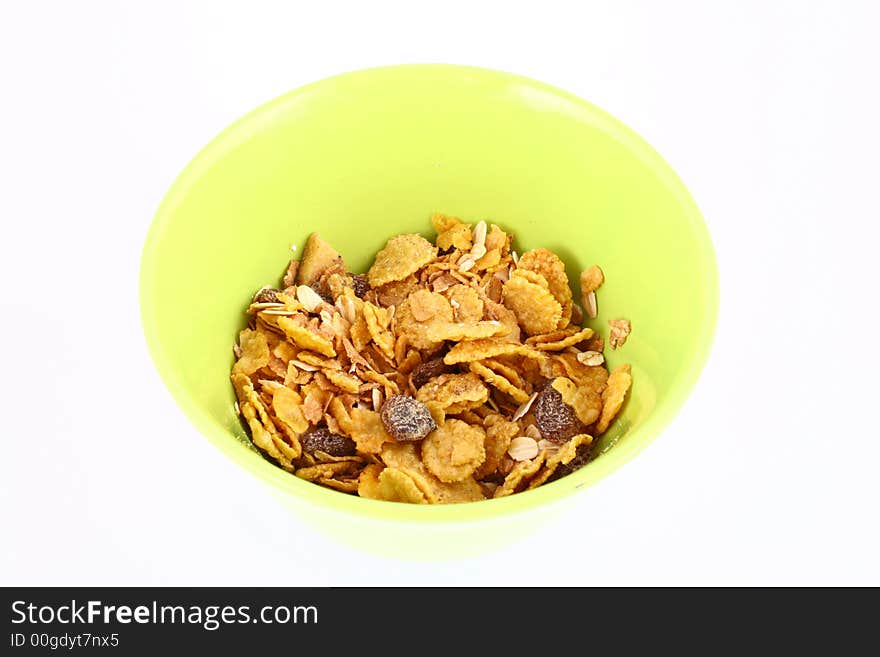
[141, 65, 716, 517]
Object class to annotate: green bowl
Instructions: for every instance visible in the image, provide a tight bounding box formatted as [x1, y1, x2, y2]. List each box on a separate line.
[140, 65, 718, 557]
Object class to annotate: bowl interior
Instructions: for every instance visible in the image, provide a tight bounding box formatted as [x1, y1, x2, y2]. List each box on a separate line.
[140, 65, 717, 523]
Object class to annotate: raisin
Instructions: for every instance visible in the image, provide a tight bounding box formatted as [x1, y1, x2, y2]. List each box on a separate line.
[253, 287, 280, 303]
[310, 281, 334, 304]
[533, 384, 582, 442]
[380, 395, 437, 441]
[410, 358, 449, 389]
[547, 443, 593, 482]
[301, 427, 357, 457]
[351, 274, 370, 299]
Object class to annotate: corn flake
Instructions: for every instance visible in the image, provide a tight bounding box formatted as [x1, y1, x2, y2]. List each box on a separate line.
[502, 272, 562, 336]
[415, 372, 489, 413]
[276, 316, 336, 357]
[232, 329, 270, 375]
[517, 248, 573, 328]
[349, 407, 395, 454]
[528, 433, 593, 489]
[432, 213, 473, 252]
[595, 364, 632, 433]
[475, 414, 520, 479]
[468, 361, 530, 404]
[421, 419, 486, 483]
[494, 451, 547, 498]
[368, 234, 438, 288]
[443, 339, 544, 365]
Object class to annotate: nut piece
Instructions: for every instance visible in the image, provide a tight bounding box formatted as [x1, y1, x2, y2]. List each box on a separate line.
[296, 284, 325, 312]
[297, 233, 346, 286]
[508, 436, 539, 461]
[511, 392, 538, 421]
[380, 395, 437, 441]
[577, 350, 605, 366]
[301, 428, 357, 457]
[608, 318, 632, 349]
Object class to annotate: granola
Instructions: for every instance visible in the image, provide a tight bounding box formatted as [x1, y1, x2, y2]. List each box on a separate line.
[231, 216, 632, 504]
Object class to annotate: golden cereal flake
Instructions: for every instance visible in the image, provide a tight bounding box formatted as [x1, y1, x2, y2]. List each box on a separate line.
[380, 443, 483, 504]
[367, 234, 438, 288]
[424, 320, 510, 343]
[468, 361, 531, 404]
[408, 289, 454, 322]
[276, 316, 336, 357]
[595, 364, 632, 434]
[502, 273, 562, 336]
[529, 327, 595, 351]
[474, 415, 520, 479]
[553, 352, 609, 392]
[376, 468, 429, 504]
[232, 328, 270, 376]
[517, 248, 573, 328]
[443, 339, 545, 365]
[528, 433, 593, 489]
[447, 284, 484, 323]
[325, 369, 361, 394]
[474, 248, 502, 271]
[421, 419, 486, 483]
[349, 407, 395, 454]
[432, 213, 473, 252]
[580, 265, 604, 294]
[295, 461, 357, 482]
[375, 275, 419, 308]
[483, 299, 521, 343]
[357, 464, 385, 499]
[271, 386, 309, 437]
[318, 477, 360, 494]
[395, 296, 449, 352]
[415, 372, 489, 414]
[493, 451, 547, 498]
[362, 302, 396, 361]
[234, 374, 298, 469]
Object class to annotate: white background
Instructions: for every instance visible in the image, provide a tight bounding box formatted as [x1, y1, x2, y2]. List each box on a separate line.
[2, 1, 878, 586]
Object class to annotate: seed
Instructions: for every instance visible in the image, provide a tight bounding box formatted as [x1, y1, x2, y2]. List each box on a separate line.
[470, 243, 487, 260]
[508, 436, 539, 461]
[511, 392, 538, 421]
[584, 291, 598, 319]
[577, 350, 605, 366]
[296, 285, 325, 312]
[473, 220, 487, 248]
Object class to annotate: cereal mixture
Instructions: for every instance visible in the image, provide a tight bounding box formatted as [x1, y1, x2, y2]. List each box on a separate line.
[230, 214, 632, 504]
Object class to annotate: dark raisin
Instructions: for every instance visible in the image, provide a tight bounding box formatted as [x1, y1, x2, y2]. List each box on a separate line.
[547, 443, 593, 482]
[301, 427, 357, 457]
[310, 281, 334, 304]
[410, 358, 449, 389]
[351, 274, 370, 299]
[380, 395, 437, 441]
[253, 287, 280, 303]
[533, 383, 582, 442]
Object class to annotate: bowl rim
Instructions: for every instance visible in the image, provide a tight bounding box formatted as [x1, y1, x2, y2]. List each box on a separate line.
[139, 63, 719, 525]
